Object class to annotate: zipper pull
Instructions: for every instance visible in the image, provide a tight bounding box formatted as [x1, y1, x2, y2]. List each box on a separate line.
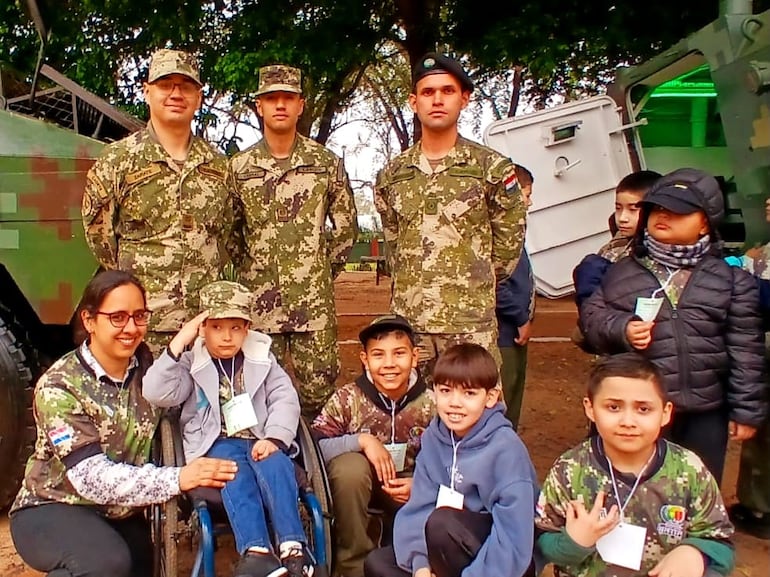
[671, 309, 678, 319]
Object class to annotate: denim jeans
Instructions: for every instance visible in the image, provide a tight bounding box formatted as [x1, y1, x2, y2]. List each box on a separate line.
[206, 438, 306, 554]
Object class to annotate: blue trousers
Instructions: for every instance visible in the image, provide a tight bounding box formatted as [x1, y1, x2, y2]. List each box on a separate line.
[206, 438, 306, 554]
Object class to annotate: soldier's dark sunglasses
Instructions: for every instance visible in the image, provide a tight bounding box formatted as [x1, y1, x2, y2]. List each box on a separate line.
[96, 310, 152, 328]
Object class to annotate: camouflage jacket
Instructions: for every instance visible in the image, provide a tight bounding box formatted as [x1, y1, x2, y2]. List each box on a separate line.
[597, 233, 634, 263]
[230, 135, 358, 333]
[536, 437, 734, 577]
[11, 343, 160, 519]
[82, 125, 240, 333]
[374, 137, 526, 333]
[311, 373, 435, 472]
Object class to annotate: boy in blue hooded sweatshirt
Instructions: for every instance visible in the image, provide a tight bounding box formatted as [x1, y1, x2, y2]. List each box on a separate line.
[364, 343, 539, 577]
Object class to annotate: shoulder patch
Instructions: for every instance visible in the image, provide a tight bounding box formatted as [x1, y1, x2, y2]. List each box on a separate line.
[125, 164, 163, 186]
[86, 173, 109, 201]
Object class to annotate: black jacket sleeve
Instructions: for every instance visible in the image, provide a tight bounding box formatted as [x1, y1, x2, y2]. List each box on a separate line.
[580, 277, 638, 355]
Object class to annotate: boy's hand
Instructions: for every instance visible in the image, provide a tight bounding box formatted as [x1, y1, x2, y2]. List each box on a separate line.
[359, 433, 396, 483]
[251, 439, 279, 461]
[729, 421, 757, 441]
[168, 310, 209, 357]
[515, 321, 532, 346]
[179, 457, 237, 490]
[564, 491, 620, 548]
[382, 477, 413, 504]
[648, 544, 704, 577]
[414, 569, 433, 577]
[626, 320, 654, 350]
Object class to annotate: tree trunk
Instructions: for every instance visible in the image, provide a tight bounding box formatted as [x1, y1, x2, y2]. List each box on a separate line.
[507, 65, 523, 118]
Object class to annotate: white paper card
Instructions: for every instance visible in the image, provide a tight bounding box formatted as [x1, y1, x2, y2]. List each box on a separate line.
[634, 297, 663, 322]
[596, 522, 647, 570]
[384, 442, 407, 472]
[436, 484, 464, 510]
[222, 393, 259, 436]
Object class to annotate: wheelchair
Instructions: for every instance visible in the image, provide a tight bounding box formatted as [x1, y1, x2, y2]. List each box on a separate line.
[150, 412, 334, 577]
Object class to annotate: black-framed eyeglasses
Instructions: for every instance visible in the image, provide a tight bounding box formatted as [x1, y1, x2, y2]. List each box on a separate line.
[96, 310, 152, 328]
[150, 78, 201, 98]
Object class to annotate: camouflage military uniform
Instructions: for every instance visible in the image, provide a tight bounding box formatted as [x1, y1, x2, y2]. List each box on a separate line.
[597, 232, 634, 263]
[375, 137, 526, 380]
[11, 343, 160, 519]
[536, 437, 735, 577]
[312, 374, 435, 577]
[230, 133, 357, 415]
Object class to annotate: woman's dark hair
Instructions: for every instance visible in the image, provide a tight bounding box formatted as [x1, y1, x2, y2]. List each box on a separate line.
[587, 353, 667, 402]
[433, 343, 499, 391]
[75, 270, 146, 343]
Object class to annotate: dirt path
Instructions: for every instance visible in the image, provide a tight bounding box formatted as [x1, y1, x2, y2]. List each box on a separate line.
[2, 272, 767, 576]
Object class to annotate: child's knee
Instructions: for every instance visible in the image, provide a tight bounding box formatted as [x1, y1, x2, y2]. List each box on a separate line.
[328, 452, 373, 491]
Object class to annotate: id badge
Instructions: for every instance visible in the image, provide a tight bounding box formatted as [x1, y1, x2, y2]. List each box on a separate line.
[384, 442, 407, 472]
[634, 297, 663, 322]
[595, 522, 647, 570]
[222, 393, 259, 436]
[436, 484, 464, 510]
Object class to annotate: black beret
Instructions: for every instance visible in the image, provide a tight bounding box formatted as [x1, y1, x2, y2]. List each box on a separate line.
[412, 52, 474, 93]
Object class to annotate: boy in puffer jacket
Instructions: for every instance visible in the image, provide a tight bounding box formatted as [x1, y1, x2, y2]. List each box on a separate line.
[581, 168, 767, 483]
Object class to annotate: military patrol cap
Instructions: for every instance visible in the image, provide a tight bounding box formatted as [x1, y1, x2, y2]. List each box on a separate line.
[359, 314, 415, 345]
[200, 281, 252, 321]
[412, 52, 474, 93]
[256, 65, 303, 96]
[148, 48, 202, 86]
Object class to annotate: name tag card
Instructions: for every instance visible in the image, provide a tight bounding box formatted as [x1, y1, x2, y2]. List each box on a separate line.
[596, 522, 647, 570]
[222, 393, 259, 436]
[436, 484, 464, 510]
[634, 297, 663, 322]
[384, 442, 407, 472]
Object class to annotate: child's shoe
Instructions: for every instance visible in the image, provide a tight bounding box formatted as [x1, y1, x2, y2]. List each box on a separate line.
[280, 543, 315, 577]
[234, 550, 288, 577]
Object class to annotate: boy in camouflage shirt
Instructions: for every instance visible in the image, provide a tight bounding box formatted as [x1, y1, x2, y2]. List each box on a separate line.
[312, 315, 434, 577]
[536, 354, 735, 577]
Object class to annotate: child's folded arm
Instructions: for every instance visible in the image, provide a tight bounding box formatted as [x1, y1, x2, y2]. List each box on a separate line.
[537, 529, 596, 567]
[678, 538, 734, 576]
[573, 254, 612, 310]
[317, 434, 361, 463]
[142, 347, 194, 407]
[580, 285, 637, 354]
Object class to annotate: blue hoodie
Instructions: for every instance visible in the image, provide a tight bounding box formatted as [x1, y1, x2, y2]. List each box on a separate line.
[393, 404, 539, 577]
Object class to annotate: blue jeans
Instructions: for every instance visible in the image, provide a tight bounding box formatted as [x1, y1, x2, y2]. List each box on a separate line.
[206, 438, 306, 554]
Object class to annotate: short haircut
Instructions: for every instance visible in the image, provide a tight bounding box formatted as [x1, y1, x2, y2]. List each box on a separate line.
[433, 343, 498, 391]
[587, 353, 667, 402]
[515, 164, 534, 187]
[616, 170, 661, 195]
[364, 328, 415, 349]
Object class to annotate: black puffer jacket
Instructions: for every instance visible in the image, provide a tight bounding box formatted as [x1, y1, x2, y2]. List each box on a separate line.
[581, 254, 767, 427]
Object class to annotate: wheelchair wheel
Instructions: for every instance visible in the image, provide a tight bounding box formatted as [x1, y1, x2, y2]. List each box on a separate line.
[152, 417, 179, 577]
[296, 418, 333, 573]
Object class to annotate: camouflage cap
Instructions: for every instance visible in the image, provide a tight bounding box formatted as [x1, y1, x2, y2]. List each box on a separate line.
[256, 65, 302, 96]
[412, 52, 474, 93]
[148, 49, 202, 86]
[199, 281, 252, 321]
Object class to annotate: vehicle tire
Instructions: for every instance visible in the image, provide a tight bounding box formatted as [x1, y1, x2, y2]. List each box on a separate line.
[152, 417, 178, 577]
[0, 316, 38, 510]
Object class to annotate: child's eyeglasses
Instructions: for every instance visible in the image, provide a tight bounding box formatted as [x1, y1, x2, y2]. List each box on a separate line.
[96, 310, 152, 328]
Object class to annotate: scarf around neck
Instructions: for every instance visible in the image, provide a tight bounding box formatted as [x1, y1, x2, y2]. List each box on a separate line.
[643, 230, 711, 268]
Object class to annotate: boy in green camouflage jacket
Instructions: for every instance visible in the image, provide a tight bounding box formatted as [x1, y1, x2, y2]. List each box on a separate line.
[311, 315, 435, 577]
[536, 353, 734, 577]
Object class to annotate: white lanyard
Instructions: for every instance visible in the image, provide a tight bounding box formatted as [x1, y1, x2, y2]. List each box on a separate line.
[450, 431, 460, 490]
[606, 448, 656, 522]
[217, 358, 236, 397]
[651, 266, 678, 299]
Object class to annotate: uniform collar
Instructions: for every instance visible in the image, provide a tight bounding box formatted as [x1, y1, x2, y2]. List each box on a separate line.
[78, 341, 138, 387]
[141, 122, 214, 166]
[404, 136, 475, 173]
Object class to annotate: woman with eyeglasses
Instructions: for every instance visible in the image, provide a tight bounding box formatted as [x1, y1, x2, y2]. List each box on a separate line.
[8, 270, 238, 577]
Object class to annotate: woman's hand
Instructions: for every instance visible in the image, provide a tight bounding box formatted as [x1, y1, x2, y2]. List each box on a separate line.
[179, 457, 237, 491]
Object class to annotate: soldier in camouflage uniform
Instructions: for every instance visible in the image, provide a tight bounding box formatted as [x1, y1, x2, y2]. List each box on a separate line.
[374, 53, 526, 383]
[536, 354, 735, 577]
[230, 65, 358, 416]
[82, 48, 240, 357]
[312, 315, 434, 577]
[9, 270, 236, 577]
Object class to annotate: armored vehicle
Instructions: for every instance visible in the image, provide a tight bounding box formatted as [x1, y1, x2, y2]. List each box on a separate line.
[485, 0, 770, 297]
[0, 60, 141, 507]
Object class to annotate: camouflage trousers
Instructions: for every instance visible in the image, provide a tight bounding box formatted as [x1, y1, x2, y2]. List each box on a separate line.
[143, 331, 175, 359]
[414, 331, 501, 389]
[737, 413, 770, 514]
[270, 327, 339, 418]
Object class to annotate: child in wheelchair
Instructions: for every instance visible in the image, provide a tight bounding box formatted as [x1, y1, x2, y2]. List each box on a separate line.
[144, 280, 313, 577]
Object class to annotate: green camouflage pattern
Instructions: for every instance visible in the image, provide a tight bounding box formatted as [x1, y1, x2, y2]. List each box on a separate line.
[639, 256, 692, 309]
[414, 330, 500, 389]
[311, 381, 435, 473]
[0, 110, 104, 324]
[217, 365, 256, 439]
[230, 134, 358, 334]
[271, 328, 340, 416]
[597, 233, 634, 263]
[374, 136, 526, 334]
[147, 48, 201, 85]
[255, 65, 302, 95]
[11, 347, 159, 519]
[82, 127, 240, 334]
[536, 439, 734, 577]
[200, 280, 252, 321]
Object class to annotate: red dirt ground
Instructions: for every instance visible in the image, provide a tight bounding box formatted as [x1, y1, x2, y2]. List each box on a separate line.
[1, 271, 767, 576]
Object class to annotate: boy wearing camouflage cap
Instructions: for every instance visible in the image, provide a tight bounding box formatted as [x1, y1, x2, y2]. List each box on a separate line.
[536, 354, 735, 577]
[143, 280, 313, 577]
[82, 48, 240, 357]
[230, 64, 358, 417]
[311, 315, 434, 577]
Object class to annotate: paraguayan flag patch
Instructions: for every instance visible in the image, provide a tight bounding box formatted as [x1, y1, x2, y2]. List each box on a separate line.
[47, 425, 74, 447]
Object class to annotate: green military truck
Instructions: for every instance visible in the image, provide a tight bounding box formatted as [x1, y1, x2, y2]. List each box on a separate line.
[0, 63, 142, 508]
